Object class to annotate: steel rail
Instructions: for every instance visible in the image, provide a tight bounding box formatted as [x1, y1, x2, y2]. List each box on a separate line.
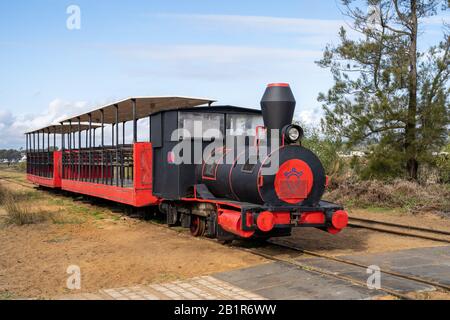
[348, 222, 450, 244]
[267, 240, 450, 292]
[238, 246, 414, 300]
[349, 217, 450, 236]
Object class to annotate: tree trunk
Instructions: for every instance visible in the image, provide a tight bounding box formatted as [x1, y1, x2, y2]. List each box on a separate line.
[405, 0, 419, 180]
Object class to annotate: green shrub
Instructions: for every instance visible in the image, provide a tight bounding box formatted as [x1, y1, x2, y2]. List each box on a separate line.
[297, 122, 344, 176]
[16, 162, 27, 173]
[435, 144, 450, 183]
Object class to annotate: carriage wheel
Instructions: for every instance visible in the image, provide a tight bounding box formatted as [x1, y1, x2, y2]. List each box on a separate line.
[190, 215, 206, 237]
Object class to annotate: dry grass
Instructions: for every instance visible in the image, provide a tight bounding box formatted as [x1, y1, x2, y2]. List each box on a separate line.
[0, 183, 10, 206]
[3, 198, 49, 225]
[325, 179, 450, 215]
[0, 183, 68, 226]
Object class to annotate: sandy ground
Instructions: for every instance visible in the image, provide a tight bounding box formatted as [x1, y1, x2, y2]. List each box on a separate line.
[0, 169, 449, 299]
[0, 173, 266, 299]
[0, 217, 267, 299]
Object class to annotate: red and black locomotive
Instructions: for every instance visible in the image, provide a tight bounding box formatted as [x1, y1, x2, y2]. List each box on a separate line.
[25, 83, 348, 242]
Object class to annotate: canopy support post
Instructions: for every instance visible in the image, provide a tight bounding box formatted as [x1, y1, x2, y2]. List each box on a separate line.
[25, 134, 28, 174]
[115, 104, 119, 187]
[32, 133, 35, 175]
[61, 124, 65, 179]
[101, 109, 104, 185]
[37, 130, 41, 176]
[93, 127, 97, 183]
[47, 128, 50, 178]
[78, 118, 81, 181]
[89, 113, 92, 183]
[132, 98, 137, 143]
[69, 120, 72, 180]
[122, 121, 125, 188]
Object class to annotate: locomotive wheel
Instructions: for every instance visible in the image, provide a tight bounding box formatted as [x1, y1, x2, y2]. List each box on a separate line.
[218, 240, 233, 245]
[190, 215, 206, 237]
[254, 236, 271, 243]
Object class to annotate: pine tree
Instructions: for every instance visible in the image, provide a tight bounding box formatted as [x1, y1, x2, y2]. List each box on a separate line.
[317, 0, 449, 180]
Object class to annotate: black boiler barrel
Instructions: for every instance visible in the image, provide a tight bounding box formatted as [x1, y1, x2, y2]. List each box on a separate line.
[199, 145, 326, 206]
[260, 83, 296, 130]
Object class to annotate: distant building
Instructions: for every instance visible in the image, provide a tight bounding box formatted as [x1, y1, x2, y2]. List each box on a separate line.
[337, 151, 366, 158]
[432, 151, 449, 157]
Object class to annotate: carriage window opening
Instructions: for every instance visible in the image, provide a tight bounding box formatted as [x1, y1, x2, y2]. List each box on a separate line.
[178, 112, 224, 140]
[227, 114, 263, 136]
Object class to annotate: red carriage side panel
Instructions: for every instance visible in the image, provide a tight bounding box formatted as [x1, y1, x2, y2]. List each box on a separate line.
[61, 143, 160, 207]
[27, 151, 62, 188]
[133, 142, 160, 207]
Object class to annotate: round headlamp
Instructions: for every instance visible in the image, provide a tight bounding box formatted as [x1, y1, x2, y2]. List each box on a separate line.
[288, 127, 300, 141]
[283, 124, 303, 144]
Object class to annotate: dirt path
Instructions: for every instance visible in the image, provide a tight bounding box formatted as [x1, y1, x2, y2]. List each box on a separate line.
[0, 218, 268, 299]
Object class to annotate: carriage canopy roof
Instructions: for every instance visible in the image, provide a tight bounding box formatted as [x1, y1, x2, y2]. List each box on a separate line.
[26, 124, 102, 135]
[61, 96, 216, 124]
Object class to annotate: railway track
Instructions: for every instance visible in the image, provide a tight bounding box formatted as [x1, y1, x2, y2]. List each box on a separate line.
[348, 217, 450, 244]
[238, 243, 415, 300]
[1, 174, 449, 299]
[0, 176, 36, 189]
[265, 240, 450, 292]
[3, 174, 449, 243]
[5, 174, 449, 244]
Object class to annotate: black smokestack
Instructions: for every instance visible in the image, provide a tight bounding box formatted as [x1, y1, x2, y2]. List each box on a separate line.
[260, 83, 296, 130]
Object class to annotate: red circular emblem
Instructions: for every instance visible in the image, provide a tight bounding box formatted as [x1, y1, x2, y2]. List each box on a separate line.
[274, 159, 314, 204]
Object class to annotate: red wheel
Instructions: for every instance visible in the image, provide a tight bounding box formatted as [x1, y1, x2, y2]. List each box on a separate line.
[190, 216, 206, 237]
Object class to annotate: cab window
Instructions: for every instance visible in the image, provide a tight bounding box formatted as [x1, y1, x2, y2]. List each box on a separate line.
[178, 112, 224, 140]
[226, 114, 263, 136]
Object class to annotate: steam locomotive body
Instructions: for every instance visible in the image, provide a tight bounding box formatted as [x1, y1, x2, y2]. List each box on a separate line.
[25, 83, 348, 242]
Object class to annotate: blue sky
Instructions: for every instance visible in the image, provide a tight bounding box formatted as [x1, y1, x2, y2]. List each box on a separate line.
[0, 0, 448, 148]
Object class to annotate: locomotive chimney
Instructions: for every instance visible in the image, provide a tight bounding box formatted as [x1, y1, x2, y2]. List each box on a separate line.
[260, 83, 296, 130]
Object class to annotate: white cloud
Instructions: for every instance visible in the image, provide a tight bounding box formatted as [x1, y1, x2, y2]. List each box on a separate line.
[109, 43, 326, 81]
[295, 109, 322, 126]
[155, 13, 349, 37]
[115, 44, 322, 63]
[422, 13, 450, 25]
[0, 99, 89, 149]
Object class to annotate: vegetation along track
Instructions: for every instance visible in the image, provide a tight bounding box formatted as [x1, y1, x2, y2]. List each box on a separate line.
[348, 217, 450, 244]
